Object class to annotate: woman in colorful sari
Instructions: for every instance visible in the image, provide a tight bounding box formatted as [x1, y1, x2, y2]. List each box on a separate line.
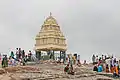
[113, 64, 119, 77]
[106, 64, 109, 73]
[113, 65, 116, 73]
[110, 60, 114, 73]
[115, 61, 119, 76]
[113, 65, 117, 77]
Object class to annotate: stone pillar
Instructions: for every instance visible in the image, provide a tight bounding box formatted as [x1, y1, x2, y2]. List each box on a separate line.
[53, 50, 55, 60]
[60, 51, 62, 61]
[35, 50, 38, 59]
[38, 51, 41, 60]
[50, 50, 52, 59]
[63, 51, 66, 63]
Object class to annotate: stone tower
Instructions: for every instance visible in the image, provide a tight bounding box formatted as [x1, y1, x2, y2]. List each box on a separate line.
[35, 13, 67, 62]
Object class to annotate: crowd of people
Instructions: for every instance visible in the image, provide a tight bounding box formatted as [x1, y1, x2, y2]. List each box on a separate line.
[64, 54, 81, 75]
[92, 54, 120, 77]
[3, 49, 120, 77]
[1, 48, 33, 68]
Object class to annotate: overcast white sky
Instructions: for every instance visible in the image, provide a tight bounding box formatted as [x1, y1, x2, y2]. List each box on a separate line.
[0, 0, 120, 62]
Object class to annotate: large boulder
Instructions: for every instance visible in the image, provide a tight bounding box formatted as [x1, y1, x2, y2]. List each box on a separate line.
[0, 68, 6, 74]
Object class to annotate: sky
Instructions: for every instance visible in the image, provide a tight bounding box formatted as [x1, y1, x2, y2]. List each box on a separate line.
[0, 0, 120, 62]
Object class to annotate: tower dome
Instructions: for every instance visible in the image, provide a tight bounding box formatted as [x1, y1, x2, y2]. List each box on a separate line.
[43, 13, 58, 26]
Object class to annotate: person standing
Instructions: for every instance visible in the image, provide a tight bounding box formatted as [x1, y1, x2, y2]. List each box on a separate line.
[96, 55, 99, 63]
[110, 61, 114, 73]
[0, 53, 1, 61]
[102, 55, 104, 61]
[98, 57, 102, 66]
[84, 60, 87, 64]
[22, 56, 27, 66]
[72, 56, 76, 64]
[11, 57, 15, 66]
[68, 55, 70, 64]
[16, 48, 19, 60]
[10, 51, 14, 59]
[92, 55, 95, 64]
[119, 65, 120, 76]
[22, 50, 25, 58]
[70, 55, 73, 66]
[115, 61, 119, 76]
[28, 50, 32, 61]
[106, 64, 109, 73]
[2, 55, 8, 68]
[18, 48, 22, 59]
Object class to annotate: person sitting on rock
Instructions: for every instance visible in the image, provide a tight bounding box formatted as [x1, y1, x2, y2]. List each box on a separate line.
[64, 64, 69, 73]
[93, 64, 98, 72]
[113, 63, 119, 77]
[22, 57, 26, 66]
[112, 65, 118, 77]
[98, 64, 103, 72]
[68, 64, 75, 75]
[83, 60, 87, 65]
[106, 64, 109, 73]
[77, 60, 81, 67]
[113, 69, 119, 77]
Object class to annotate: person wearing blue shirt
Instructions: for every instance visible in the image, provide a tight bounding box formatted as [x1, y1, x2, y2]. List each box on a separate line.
[98, 64, 103, 72]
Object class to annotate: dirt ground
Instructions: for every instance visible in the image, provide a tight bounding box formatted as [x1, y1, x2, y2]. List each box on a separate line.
[0, 61, 119, 80]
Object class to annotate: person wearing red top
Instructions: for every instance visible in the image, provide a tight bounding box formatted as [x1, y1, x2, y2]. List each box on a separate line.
[64, 64, 69, 73]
